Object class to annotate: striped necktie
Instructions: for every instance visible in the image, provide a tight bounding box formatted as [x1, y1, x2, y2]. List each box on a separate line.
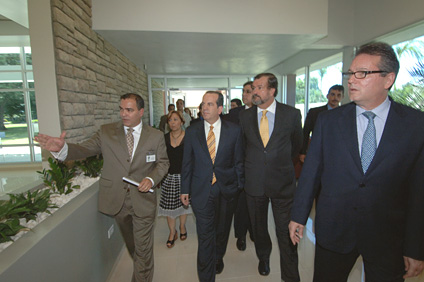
[207, 125, 216, 185]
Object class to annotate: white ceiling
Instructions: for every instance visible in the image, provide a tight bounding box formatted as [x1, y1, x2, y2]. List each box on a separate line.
[95, 29, 325, 75]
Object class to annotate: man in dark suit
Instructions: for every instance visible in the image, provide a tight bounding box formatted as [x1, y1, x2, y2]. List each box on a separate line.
[239, 73, 302, 281]
[35, 93, 169, 282]
[159, 103, 175, 133]
[181, 91, 244, 282]
[290, 42, 424, 281]
[299, 84, 344, 163]
[223, 81, 254, 251]
[230, 98, 242, 109]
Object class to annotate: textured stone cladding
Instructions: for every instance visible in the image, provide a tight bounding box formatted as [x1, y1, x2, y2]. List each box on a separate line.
[51, 0, 148, 143]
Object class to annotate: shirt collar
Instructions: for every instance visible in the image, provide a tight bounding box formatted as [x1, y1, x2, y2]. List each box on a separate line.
[257, 99, 277, 115]
[204, 117, 221, 129]
[124, 120, 142, 133]
[356, 96, 391, 118]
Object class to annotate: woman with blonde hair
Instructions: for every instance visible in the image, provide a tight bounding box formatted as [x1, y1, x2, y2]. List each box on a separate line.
[158, 110, 192, 248]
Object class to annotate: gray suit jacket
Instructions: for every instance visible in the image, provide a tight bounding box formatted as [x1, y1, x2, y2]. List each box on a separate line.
[66, 121, 169, 216]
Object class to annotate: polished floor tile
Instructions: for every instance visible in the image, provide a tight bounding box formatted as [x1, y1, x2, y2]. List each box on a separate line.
[107, 205, 424, 282]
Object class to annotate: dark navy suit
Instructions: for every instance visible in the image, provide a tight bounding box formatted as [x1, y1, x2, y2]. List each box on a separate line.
[181, 118, 244, 282]
[291, 100, 424, 280]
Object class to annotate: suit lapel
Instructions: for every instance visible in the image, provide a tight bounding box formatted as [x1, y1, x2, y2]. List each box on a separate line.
[366, 102, 404, 174]
[215, 120, 228, 163]
[268, 102, 282, 145]
[133, 122, 149, 162]
[339, 103, 363, 173]
[116, 122, 131, 169]
[250, 106, 262, 145]
[196, 122, 210, 158]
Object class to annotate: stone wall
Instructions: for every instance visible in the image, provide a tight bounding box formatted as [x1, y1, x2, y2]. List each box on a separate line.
[51, 0, 148, 143]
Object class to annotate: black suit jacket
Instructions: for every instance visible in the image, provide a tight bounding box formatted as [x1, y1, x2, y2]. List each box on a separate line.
[240, 101, 303, 198]
[291, 100, 424, 260]
[223, 106, 245, 125]
[300, 104, 328, 154]
[181, 119, 244, 209]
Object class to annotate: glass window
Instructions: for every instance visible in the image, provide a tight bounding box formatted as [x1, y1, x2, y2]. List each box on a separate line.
[0, 72, 23, 89]
[295, 68, 306, 124]
[25, 47, 33, 70]
[390, 35, 424, 112]
[309, 54, 343, 110]
[0, 47, 21, 71]
[0, 47, 37, 163]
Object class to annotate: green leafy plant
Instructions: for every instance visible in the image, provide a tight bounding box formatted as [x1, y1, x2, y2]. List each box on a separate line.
[37, 157, 80, 195]
[0, 218, 27, 243]
[75, 155, 103, 177]
[6, 189, 57, 222]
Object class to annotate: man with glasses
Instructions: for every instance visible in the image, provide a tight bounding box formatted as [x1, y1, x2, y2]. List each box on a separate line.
[290, 42, 424, 281]
[299, 84, 344, 163]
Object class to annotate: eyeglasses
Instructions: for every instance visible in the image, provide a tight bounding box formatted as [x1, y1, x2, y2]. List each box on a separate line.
[342, 70, 387, 79]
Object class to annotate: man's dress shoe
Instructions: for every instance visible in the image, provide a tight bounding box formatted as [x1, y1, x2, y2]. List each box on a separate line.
[258, 260, 270, 276]
[236, 237, 246, 251]
[216, 259, 224, 274]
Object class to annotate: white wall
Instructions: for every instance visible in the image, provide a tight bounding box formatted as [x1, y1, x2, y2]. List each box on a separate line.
[269, 0, 424, 77]
[92, 0, 328, 35]
[28, 0, 61, 138]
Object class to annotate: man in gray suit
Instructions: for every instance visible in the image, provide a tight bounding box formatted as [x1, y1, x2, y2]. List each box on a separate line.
[239, 73, 302, 281]
[35, 93, 169, 282]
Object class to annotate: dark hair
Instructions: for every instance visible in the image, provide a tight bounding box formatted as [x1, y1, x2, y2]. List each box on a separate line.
[328, 84, 344, 95]
[120, 93, 144, 110]
[254, 73, 278, 97]
[204, 91, 224, 107]
[231, 98, 242, 107]
[243, 81, 253, 88]
[167, 110, 185, 124]
[168, 104, 175, 111]
[176, 99, 185, 106]
[355, 42, 399, 89]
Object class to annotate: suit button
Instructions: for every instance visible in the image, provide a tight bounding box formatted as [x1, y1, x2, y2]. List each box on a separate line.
[264, 150, 267, 154]
[359, 183, 365, 188]
[353, 207, 358, 211]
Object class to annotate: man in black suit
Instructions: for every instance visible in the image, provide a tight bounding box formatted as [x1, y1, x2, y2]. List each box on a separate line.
[299, 85, 344, 163]
[290, 42, 424, 281]
[240, 73, 302, 281]
[230, 98, 242, 109]
[159, 103, 175, 133]
[223, 81, 255, 251]
[181, 91, 244, 282]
